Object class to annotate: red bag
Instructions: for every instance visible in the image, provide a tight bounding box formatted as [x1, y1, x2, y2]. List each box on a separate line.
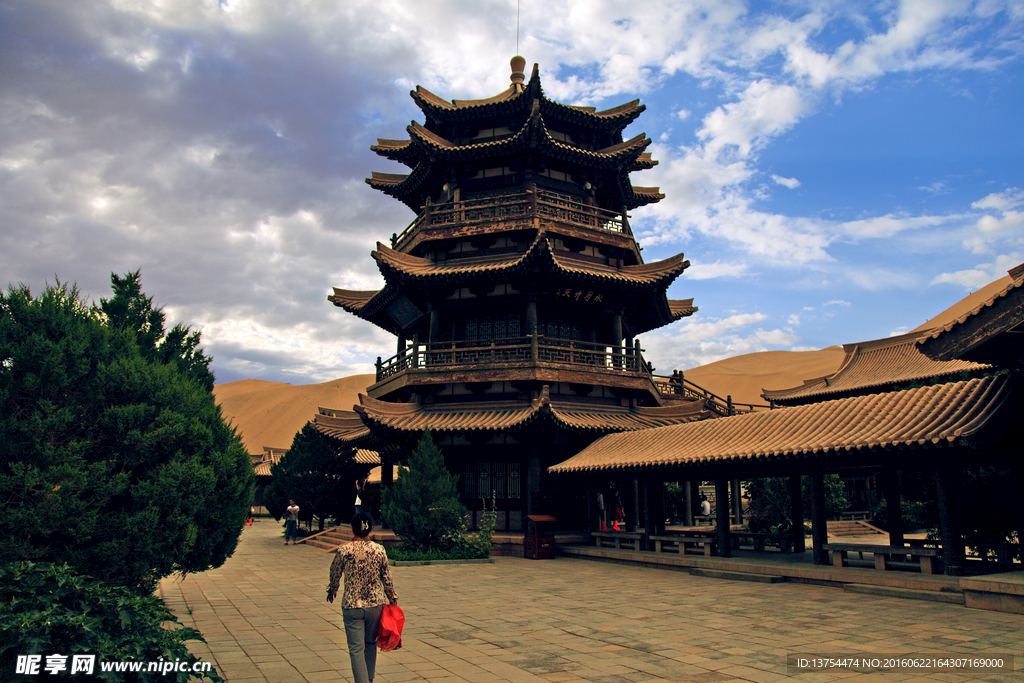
[377, 604, 404, 652]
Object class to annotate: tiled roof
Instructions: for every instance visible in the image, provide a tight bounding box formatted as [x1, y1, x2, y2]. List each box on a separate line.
[669, 299, 698, 319]
[349, 388, 709, 436]
[761, 329, 988, 405]
[371, 237, 691, 291]
[355, 449, 381, 465]
[327, 288, 379, 313]
[312, 408, 374, 445]
[411, 64, 645, 132]
[549, 374, 1016, 474]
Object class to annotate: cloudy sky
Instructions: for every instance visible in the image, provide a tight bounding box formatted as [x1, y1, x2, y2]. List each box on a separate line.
[3, 0, 1022, 386]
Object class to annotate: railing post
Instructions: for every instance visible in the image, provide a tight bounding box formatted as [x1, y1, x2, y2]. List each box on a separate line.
[569, 341, 574, 365]
[490, 340, 496, 362]
[375, 356, 382, 381]
[531, 332, 539, 362]
[727, 395, 733, 416]
[411, 335, 419, 369]
[634, 340, 642, 373]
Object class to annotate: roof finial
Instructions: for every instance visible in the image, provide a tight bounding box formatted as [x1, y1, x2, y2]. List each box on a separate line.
[510, 55, 526, 91]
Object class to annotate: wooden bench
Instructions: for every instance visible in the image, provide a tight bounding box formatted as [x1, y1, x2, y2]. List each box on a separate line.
[591, 531, 644, 551]
[729, 532, 791, 552]
[824, 543, 942, 574]
[648, 534, 718, 557]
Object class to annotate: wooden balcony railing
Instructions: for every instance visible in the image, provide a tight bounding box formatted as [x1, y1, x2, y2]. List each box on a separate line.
[374, 335, 649, 382]
[652, 375, 773, 416]
[392, 190, 628, 249]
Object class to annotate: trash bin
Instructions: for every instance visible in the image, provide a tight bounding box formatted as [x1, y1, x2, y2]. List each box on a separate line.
[524, 515, 557, 560]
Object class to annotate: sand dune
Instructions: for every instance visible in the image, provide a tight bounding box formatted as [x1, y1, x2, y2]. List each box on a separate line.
[681, 347, 847, 406]
[214, 374, 374, 454]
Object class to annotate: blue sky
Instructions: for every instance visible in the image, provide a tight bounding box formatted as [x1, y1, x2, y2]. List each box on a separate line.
[2, 0, 1022, 384]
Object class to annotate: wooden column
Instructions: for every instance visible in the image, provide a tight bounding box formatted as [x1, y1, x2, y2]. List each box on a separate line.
[683, 479, 693, 526]
[586, 480, 595, 536]
[881, 468, 904, 548]
[428, 304, 441, 344]
[731, 479, 742, 525]
[397, 331, 406, 355]
[808, 466, 828, 565]
[935, 462, 965, 576]
[612, 312, 623, 368]
[789, 474, 805, 553]
[644, 477, 665, 549]
[1015, 462, 1024, 568]
[381, 458, 394, 529]
[689, 480, 702, 526]
[631, 478, 641, 533]
[527, 300, 538, 362]
[715, 474, 731, 558]
[526, 454, 542, 517]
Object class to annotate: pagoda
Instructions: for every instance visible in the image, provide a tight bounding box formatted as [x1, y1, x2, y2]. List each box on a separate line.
[315, 57, 711, 530]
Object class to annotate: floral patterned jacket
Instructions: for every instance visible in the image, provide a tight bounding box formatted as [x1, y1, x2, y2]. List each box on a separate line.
[327, 538, 398, 609]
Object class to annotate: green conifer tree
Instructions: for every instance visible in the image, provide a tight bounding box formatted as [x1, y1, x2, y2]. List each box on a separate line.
[381, 429, 467, 550]
[0, 276, 253, 593]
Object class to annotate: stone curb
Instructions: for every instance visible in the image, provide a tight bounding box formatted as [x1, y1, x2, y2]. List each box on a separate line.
[390, 558, 495, 567]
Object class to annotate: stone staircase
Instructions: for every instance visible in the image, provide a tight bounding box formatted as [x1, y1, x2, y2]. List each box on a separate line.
[827, 519, 886, 537]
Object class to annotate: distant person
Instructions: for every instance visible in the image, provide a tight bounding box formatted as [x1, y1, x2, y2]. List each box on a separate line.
[700, 493, 711, 518]
[328, 512, 399, 683]
[612, 489, 624, 532]
[284, 499, 300, 545]
[354, 478, 367, 514]
[595, 490, 606, 532]
[247, 506, 254, 526]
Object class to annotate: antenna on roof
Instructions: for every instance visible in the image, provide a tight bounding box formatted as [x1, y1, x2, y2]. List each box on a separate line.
[517, 0, 521, 55]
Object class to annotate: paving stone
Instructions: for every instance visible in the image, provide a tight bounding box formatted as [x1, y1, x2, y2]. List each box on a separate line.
[159, 520, 1024, 682]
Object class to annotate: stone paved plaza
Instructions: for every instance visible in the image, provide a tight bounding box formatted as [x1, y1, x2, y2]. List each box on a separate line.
[159, 520, 1024, 682]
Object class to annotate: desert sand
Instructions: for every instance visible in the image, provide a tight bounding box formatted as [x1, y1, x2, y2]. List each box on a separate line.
[214, 374, 374, 454]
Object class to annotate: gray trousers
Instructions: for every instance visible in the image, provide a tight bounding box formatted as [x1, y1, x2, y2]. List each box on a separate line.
[343, 604, 384, 683]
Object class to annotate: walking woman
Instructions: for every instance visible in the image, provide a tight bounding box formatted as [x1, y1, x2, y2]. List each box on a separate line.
[327, 512, 398, 683]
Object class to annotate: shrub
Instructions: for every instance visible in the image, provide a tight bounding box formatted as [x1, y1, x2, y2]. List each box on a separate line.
[452, 493, 498, 559]
[381, 429, 466, 551]
[0, 561, 223, 682]
[744, 475, 848, 534]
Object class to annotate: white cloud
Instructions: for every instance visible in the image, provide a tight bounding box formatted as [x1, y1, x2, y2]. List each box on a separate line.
[931, 253, 1024, 290]
[824, 300, 851, 307]
[684, 260, 749, 280]
[771, 174, 800, 189]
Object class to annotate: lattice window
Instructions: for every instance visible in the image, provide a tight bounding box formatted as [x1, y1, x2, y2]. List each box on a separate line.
[464, 461, 521, 501]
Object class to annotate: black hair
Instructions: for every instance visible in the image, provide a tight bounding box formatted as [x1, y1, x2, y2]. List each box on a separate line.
[351, 512, 373, 538]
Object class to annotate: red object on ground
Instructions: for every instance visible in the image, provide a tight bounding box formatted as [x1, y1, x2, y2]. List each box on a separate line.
[377, 604, 404, 652]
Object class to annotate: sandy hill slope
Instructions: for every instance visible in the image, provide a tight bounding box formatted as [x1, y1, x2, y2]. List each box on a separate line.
[910, 273, 1015, 333]
[682, 272, 1017, 406]
[682, 347, 847, 406]
[214, 374, 374, 454]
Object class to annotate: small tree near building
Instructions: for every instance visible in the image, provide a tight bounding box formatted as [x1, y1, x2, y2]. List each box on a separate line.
[264, 424, 368, 531]
[382, 429, 467, 550]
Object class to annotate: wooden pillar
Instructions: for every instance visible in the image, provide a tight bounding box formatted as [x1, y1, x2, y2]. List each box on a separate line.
[612, 312, 623, 368]
[642, 477, 664, 548]
[689, 479, 702, 526]
[935, 462, 965, 576]
[808, 466, 828, 565]
[526, 454, 542, 517]
[527, 300, 538, 362]
[586, 480, 595, 536]
[731, 479, 742, 525]
[396, 331, 406, 355]
[788, 474, 805, 553]
[631, 478, 641, 533]
[381, 458, 394, 529]
[715, 474, 731, 558]
[428, 304, 441, 345]
[683, 479, 693, 526]
[881, 468, 904, 548]
[1015, 462, 1024, 568]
